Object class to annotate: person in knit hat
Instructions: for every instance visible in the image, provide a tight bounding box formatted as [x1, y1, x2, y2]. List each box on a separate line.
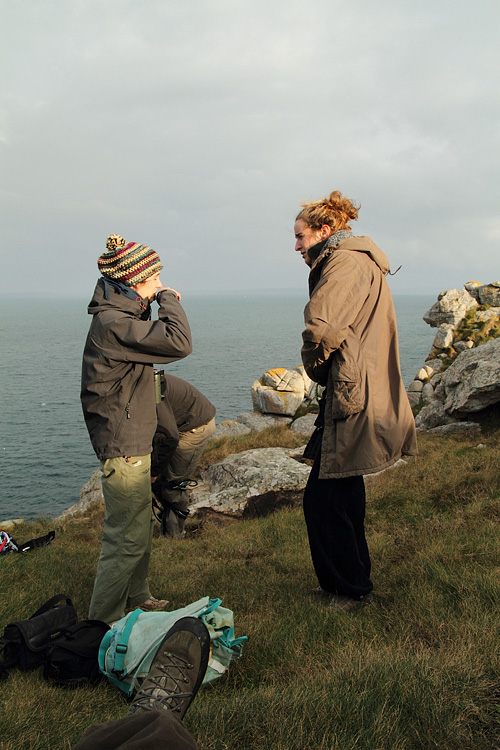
[81, 235, 193, 624]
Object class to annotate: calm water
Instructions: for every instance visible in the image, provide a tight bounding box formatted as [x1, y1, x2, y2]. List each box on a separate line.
[0, 292, 435, 520]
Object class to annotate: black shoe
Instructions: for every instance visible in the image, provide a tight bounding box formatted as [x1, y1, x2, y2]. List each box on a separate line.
[328, 592, 373, 612]
[128, 617, 210, 720]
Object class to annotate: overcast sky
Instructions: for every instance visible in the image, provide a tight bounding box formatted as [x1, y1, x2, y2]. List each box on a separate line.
[1, 0, 499, 299]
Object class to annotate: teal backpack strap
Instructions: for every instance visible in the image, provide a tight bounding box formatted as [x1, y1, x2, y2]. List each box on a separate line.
[113, 609, 143, 675]
[199, 598, 222, 617]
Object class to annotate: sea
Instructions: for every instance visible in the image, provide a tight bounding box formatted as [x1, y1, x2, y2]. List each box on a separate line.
[0, 292, 435, 521]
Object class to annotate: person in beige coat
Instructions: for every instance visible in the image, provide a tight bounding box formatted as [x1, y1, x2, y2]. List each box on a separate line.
[295, 191, 417, 611]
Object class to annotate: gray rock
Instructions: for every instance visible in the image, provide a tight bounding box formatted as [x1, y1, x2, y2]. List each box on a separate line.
[464, 281, 482, 299]
[432, 324, 455, 350]
[442, 338, 500, 415]
[433, 382, 445, 400]
[290, 413, 317, 436]
[423, 289, 477, 328]
[408, 380, 424, 392]
[236, 412, 292, 431]
[478, 283, 500, 307]
[407, 391, 422, 408]
[455, 340, 474, 353]
[475, 307, 500, 324]
[421, 382, 436, 405]
[426, 422, 481, 436]
[213, 420, 252, 438]
[415, 401, 457, 432]
[59, 469, 103, 520]
[424, 358, 445, 373]
[189, 446, 311, 516]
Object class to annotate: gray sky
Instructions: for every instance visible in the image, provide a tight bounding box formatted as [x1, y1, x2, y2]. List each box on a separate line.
[1, 0, 499, 298]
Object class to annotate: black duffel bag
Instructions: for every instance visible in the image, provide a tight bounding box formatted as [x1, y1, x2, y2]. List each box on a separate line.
[43, 619, 110, 687]
[0, 594, 78, 677]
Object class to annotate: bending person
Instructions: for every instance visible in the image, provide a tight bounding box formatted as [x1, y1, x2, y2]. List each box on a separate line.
[152, 374, 216, 538]
[294, 191, 417, 611]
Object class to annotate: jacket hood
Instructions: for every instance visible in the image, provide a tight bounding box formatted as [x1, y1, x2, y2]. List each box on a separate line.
[312, 236, 391, 275]
[87, 278, 150, 318]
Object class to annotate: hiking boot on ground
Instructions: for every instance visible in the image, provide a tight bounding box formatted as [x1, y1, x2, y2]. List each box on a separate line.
[135, 596, 170, 612]
[128, 617, 210, 720]
[328, 592, 373, 612]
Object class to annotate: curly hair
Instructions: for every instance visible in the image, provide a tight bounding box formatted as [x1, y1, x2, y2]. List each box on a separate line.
[296, 190, 360, 232]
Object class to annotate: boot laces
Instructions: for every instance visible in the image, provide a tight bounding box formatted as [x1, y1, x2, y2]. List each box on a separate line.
[132, 650, 194, 713]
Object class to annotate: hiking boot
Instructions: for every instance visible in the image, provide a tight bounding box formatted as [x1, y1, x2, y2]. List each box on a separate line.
[128, 617, 210, 720]
[136, 596, 170, 612]
[328, 592, 373, 612]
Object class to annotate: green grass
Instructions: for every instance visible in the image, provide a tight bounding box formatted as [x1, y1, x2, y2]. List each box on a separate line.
[1, 427, 499, 749]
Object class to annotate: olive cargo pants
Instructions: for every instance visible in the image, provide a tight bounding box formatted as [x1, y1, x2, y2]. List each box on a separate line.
[89, 455, 155, 624]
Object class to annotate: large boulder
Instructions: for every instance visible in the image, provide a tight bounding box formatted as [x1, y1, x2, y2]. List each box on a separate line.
[423, 289, 477, 328]
[189, 446, 310, 516]
[442, 338, 500, 415]
[251, 367, 307, 416]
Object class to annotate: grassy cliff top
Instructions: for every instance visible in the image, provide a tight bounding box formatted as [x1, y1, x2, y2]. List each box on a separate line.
[1, 420, 499, 749]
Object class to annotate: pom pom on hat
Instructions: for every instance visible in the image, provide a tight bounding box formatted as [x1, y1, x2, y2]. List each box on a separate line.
[98, 234, 163, 286]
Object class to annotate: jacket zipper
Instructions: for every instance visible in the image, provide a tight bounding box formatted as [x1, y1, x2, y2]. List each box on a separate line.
[114, 370, 144, 440]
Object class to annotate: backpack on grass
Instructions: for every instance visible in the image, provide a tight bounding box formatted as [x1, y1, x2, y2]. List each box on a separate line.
[43, 619, 110, 688]
[98, 596, 247, 696]
[0, 594, 78, 679]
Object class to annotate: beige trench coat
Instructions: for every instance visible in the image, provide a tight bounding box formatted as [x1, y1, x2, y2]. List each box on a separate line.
[301, 236, 417, 479]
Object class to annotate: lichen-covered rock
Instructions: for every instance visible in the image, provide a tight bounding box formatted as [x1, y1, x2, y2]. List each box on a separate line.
[442, 338, 500, 415]
[261, 367, 305, 392]
[423, 289, 477, 328]
[252, 367, 306, 416]
[464, 281, 482, 299]
[474, 307, 500, 324]
[478, 283, 500, 307]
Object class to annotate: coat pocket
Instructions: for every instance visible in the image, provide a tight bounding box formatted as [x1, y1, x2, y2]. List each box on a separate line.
[328, 360, 365, 419]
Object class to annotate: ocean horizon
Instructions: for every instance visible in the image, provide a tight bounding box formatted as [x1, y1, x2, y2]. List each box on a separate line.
[0, 291, 435, 521]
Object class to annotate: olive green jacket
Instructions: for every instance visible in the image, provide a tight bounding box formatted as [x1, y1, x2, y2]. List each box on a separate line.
[81, 280, 192, 460]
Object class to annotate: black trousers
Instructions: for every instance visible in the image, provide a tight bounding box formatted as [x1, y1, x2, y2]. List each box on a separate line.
[303, 456, 373, 599]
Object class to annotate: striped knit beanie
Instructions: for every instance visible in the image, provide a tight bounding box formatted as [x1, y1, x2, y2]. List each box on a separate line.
[98, 234, 163, 286]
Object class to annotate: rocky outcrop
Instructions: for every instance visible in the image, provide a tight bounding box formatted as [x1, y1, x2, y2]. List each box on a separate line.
[408, 281, 500, 433]
[58, 470, 104, 520]
[441, 338, 500, 416]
